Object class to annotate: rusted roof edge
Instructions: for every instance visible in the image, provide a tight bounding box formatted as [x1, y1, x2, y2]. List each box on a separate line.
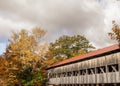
[46, 44, 120, 70]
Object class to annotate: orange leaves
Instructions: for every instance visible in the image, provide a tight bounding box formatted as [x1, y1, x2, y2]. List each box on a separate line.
[0, 58, 7, 75]
[108, 21, 120, 43]
[0, 57, 13, 85]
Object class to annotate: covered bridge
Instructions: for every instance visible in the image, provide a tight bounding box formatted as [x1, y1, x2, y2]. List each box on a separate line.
[46, 44, 120, 86]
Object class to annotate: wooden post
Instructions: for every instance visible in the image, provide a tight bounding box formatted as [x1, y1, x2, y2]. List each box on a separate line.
[101, 84, 104, 86]
[96, 84, 99, 86]
[87, 84, 89, 86]
[114, 83, 117, 86]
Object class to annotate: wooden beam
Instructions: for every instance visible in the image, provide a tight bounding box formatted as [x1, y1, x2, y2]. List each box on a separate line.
[111, 65, 117, 72]
[100, 68, 105, 73]
[90, 69, 94, 74]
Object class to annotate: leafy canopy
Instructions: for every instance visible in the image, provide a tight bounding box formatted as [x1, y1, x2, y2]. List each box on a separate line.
[48, 35, 95, 62]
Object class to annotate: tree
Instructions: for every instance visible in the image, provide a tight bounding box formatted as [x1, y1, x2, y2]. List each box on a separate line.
[5, 28, 47, 85]
[47, 35, 95, 63]
[108, 21, 120, 44]
[6, 28, 46, 66]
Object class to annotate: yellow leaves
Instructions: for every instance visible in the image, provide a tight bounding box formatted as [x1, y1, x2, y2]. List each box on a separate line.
[44, 59, 54, 66]
[0, 58, 8, 75]
[2, 28, 48, 85]
[0, 57, 19, 85]
[9, 61, 13, 65]
[32, 27, 46, 42]
[76, 49, 86, 56]
[8, 74, 16, 78]
[9, 67, 19, 71]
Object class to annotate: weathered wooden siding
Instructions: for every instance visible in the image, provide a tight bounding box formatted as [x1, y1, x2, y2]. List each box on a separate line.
[48, 52, 120, 85]
[49, 72, 119, 84]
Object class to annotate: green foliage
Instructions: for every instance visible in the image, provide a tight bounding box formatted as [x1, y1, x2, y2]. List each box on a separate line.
[18, 67, 45, 86]
[49, 35, 95, 60]
[18, 67, 33, 84]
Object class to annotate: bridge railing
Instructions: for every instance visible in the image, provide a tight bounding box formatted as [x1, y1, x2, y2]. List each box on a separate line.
[48, 72, 119, 84]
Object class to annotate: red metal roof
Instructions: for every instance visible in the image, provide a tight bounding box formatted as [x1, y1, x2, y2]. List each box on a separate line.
[47, 44, 120, 69]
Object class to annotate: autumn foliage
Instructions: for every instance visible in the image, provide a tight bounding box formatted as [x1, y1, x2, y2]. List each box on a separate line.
[108, 21, 120, 44]
[0, 27, 95, 85]
[0, 28, 48, 86]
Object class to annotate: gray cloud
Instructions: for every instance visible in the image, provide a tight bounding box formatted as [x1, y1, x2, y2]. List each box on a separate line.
[0, 0, 119, 53]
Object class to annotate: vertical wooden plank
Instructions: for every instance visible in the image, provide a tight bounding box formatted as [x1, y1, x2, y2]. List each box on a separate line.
[88, 60, 91, 68]
[95, 60, 97, 84]
[67, 65, 69, 72]
[116, 72, 119, 83]
[116, 52, 120, 64]
[75, 63, 77, 71]
[81, 62, 84, 69]
[92, 59, 96, 68]
[96, 74, 99, 84]
[112, 53, 117, 64]
[78, 62, 81, 70]
[102, 56, 106, 66]
[86, 60, 89, 69]
[109, 54, 113, 64]
[91, 59, 93, 68]
[119, 63, 120, 83]
[106, 55, 110, 65]
[97, 58, 100, 67]
[106, 65, 108, 84]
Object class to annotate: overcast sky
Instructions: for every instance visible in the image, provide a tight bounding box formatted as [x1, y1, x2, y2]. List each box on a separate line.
[0, 0, 120, 54]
